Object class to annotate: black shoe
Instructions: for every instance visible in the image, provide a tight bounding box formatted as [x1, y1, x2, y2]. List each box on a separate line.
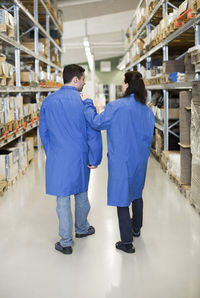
[131, 219, 141, 237]
[75, 226, 95, 238]
[55, 242, 73, 254]
[133, 229, 141, 237]
[115, 241, 135, 254]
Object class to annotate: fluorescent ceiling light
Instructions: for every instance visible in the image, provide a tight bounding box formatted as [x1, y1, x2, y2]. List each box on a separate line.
[58, 0, 103, 8]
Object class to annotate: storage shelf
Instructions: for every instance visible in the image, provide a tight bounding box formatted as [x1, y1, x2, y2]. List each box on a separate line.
[0, 32, 62, 71]
[126, 13, 200, 70]
[126, 0, 164, 53]
[11, 0, 62, 51]
[0, 121, 38, 149]
[0, 86, 59, 93]
[146, 82, 193, 90]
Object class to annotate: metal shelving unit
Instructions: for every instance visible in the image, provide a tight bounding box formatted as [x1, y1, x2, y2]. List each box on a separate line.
[122, 0, 200, 150]
[0, 0, 63, 148]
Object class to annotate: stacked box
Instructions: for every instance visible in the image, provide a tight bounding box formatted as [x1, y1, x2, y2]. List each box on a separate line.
[190, 81, 200, 208]
[17, 142, 28, 171]
[14, 96, 23, 120]
[180, 145, 192, 184]
[162, 59, 185, 74]
[0, 149, 19, 181]
[179, 91, 191, 145]
[191, 156, 200, 209]
[0, 9, 14, 27]
[191, 81, 200, 158]
[3, 97, 15, 123]
[25, 137, 34, 162]
[184, 53, 195, 81]
[155, 129, 163, 157]
[22, 40, 46, 57]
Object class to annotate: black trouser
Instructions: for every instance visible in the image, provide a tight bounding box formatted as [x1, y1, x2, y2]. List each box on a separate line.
[117, 198, 143, 243]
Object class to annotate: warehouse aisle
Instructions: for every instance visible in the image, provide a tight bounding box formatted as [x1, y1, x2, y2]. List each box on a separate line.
[0, 132, 200, 298]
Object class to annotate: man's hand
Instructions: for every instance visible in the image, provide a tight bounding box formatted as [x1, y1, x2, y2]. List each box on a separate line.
[80, 93, 89, 101]
[88, 164, 97, 169]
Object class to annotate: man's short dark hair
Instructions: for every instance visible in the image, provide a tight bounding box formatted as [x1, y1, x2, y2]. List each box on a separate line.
[63, 64, 85, 84]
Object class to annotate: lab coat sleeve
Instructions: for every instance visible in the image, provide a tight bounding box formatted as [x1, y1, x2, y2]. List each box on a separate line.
[83, 99, 114, 130]
[39, 103, 49, 155]
[86, 122, 102, 166]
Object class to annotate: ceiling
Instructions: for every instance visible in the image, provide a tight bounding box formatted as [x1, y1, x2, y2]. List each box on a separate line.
[57, 0, 139, 65]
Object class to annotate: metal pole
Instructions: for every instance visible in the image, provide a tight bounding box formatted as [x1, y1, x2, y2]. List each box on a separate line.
[14, 4, 20, 87]
[163, 89, 169, 150]
[34, 0, 39, 82]
[195, 25, 200, 80]
[163, 0, 169, 150]
[46, 13, 51, 80]
[146, 24, 151, 102]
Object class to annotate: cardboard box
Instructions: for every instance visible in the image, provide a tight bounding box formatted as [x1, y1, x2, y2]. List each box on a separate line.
[15, 96, 23, 120]
[180, 145, 192, 185]
[155, 129, 163, 157]
[191, 101, 200, 158]
[156, 107, 179, 121]
[25, 137, 34, 162]
[191, 156, 200, 209]
[0, 149, 19, 181]
[179, 91, 191, 145]
[184, 53, 195, 73]
[163, 59, 185, 74]
[17, 142, 28, 171]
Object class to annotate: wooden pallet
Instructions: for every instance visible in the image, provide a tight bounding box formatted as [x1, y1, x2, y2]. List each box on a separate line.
[0, 180, 8, 195]
[7, 173, 20, 187]
[190, 198, 200, 215]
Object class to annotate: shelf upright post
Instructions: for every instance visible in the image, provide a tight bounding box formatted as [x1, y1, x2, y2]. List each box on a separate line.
[195, 24, 200, 80]
[34, 0, 39, 82]
[34, 0, 41, 150]
[14, 4, 21, 87]
[146, 23, 151, 103]
[163, 0, 169, 150]
[46, 12, 51, 80]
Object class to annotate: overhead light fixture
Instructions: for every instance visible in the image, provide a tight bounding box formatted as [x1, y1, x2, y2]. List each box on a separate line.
[83, 37, 94, 71]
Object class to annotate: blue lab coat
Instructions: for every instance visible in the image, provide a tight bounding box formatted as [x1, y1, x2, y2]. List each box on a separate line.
[83, 94, 155, 207]
[39, 86, 102, 197]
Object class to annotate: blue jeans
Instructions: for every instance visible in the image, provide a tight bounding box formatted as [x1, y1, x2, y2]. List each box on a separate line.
[56, 192, 90, 247]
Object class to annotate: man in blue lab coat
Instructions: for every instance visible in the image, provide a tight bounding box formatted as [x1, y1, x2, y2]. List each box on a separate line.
[39, 64, 102, 255]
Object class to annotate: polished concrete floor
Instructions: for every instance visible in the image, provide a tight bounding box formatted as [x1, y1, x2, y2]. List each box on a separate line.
[0, 132, 200, 298]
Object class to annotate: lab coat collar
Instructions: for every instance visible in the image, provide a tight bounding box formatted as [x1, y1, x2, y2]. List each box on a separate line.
[61, 85, 77, 91]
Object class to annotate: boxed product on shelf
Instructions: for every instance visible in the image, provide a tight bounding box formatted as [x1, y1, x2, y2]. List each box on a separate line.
[20, 70, 37, 83]
[180, 91, 191, 145]
[39, 68, 48, 81]
[155, 128, 163, 157]
[191, 82, 200, 158]
[17, 142, 28, 172]
[191, 156, 200, 209]
[25, 137, 34, 163]
[14, 96, 24, 120]
[0, 149, 19, 181]
[155, 107, 179, 121]
[0, 9, 15, 38]
[2, 96, 15, 123]
[22, 39, 47, 57]
[180, 144, 192, 184]
[160, 151, 180, 172]
[167, 152, 181, 179]
[0, 9, 14, 27]
[162, 59, 185, 74]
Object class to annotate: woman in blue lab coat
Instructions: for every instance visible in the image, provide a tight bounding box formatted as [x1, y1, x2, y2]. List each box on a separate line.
[81, 71, 155, 254]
